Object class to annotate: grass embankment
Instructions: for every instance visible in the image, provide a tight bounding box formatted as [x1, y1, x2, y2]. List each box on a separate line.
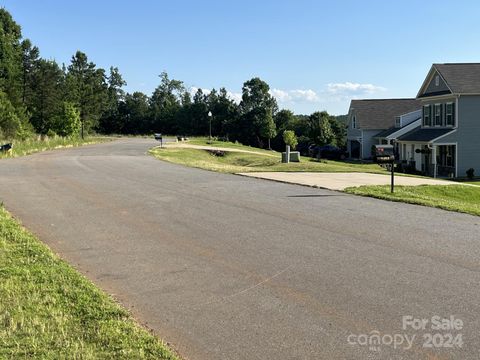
[345, 184, 480, 216]
[0, 136, 111, 159]
[150, 139, 386, 174]
[0, 207, 178, 359]
[187, 138, 276, 154]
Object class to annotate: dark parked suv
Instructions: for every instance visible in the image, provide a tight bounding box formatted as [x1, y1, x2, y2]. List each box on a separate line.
[308, 145, 348, 160]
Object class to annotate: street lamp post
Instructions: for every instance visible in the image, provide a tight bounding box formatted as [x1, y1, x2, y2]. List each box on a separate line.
[208, 111, 213, 140]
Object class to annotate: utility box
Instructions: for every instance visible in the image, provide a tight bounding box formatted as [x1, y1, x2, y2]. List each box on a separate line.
[282, 151, 300, 163]
[373, 145, 395, 164]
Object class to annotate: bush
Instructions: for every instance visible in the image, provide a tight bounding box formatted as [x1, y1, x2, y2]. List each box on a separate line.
[466, 168, 475, 180]
[53, 102, 81, 137]
[282, 130, 298, 150]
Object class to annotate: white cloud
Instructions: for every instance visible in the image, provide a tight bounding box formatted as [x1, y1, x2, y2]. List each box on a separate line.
[327, 82, 386, 95]
[190, 86, 211, 96]
[227, 91, 242, 103]
[270, 88, 319, 103]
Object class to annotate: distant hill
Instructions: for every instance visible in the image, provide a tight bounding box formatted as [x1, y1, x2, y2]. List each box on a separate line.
[333, 115, 348, 124]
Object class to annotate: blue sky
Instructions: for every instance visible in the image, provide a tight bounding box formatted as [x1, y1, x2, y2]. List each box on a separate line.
[2, 0, 480, 114]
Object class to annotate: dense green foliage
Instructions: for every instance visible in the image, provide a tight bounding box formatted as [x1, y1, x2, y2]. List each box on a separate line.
[0, 7, 346, 149]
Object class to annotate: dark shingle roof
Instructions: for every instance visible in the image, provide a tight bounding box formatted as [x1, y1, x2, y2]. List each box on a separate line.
[374, 127, 399, 138]
[434, 63, 480, 94]
[350, 99, 421, 130]
[397, 127, 455, 142]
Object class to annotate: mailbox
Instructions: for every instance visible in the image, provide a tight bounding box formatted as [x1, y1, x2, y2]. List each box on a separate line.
[154, 133, 162, 141]
[373, 144, 395, 163]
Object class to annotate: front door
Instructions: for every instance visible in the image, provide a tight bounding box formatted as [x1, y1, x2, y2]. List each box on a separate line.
[350, 140, 360, 159]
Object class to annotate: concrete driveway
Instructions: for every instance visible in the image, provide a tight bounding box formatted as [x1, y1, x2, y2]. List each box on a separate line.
[0, 139, 479, 360]
[239, 171, 458, 190]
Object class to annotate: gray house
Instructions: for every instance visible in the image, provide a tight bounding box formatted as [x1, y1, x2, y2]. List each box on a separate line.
[346, 99, 420, 159]
[396, 63, 480, 178]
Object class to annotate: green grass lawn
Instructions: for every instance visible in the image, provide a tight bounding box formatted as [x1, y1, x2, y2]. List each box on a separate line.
[187, 138, 276, 154]
[0, 206, 179, 359]
[0, 136, 112, 159]
[345, 184, 480, 216]
[150, 143, 387, 174]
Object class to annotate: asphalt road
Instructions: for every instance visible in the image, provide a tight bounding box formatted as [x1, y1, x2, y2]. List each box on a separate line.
[1, 138, 479, 360]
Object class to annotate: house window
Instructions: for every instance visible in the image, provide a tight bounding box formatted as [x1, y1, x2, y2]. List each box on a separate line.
[434, 104, 442, 126]
[410, 144, 415, 160]
[435, 75, 440, 86]
[438, 145, 455, 168]
[423, 105, 432, 126]
[352, 115, 357, 129]
[445, 102, 455, 126]
[395, 116, 401, 128]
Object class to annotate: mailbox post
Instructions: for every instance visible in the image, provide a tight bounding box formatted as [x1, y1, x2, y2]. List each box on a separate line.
[373, 144, 396, 193]
[154, 133, 163, 147]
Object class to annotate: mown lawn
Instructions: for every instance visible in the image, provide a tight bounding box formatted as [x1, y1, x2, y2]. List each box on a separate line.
[0, 207, 179, 359]
[187, 138, 276, 154]
[345, 184, 480, 216]
[0, 136, 111, 159]
[150, 146, 387, 174]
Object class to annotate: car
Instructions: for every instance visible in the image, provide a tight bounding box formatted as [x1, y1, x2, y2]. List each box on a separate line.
[308, 145, 348, 160]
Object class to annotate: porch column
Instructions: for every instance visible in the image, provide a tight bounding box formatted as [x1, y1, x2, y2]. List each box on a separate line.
[431, 145, 437, 178]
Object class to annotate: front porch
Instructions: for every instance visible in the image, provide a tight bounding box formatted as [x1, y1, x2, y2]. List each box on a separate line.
[397, 142, 456, 178]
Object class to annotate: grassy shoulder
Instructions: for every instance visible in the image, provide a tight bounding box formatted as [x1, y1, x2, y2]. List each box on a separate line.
[345, 184, 480, 216]
[187, 138, 276, 155]
[0, 135, 112, 159]
[0, 206, 179, 359]
[150, 143, 387, 174]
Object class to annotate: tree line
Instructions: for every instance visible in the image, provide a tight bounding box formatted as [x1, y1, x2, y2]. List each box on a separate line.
[0, 8, 345, 150]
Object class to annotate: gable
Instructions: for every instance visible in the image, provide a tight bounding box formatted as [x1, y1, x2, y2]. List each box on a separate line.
[418, 68, 451, 97]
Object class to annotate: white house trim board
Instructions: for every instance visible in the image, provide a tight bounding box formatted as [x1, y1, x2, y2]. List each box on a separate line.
[386, 119, 421, 141]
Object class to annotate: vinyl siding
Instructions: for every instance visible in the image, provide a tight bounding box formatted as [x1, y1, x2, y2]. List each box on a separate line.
[423, 70, 450, 96]
[361, 130, 382, 159]
[452, 96, 480, 177]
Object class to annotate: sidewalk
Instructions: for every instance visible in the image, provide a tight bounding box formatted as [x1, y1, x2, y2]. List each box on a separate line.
[238, 172, 460, 191]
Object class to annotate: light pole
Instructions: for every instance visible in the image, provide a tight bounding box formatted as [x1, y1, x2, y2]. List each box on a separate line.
[208, 111, 213, 140]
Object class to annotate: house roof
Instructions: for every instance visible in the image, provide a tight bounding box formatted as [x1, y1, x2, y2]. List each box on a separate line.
[397, 127, 455, 142]
[374, 117, 422, 138]
[421, 63, 480, 96]
[374, 127, 400, 138]
[349, 99, 421, 130]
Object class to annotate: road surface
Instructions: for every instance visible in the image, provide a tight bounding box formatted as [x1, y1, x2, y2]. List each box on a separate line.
[0, 138, 479, 360]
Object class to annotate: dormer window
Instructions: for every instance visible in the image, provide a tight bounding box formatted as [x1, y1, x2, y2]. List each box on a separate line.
[395, 116, 401, 128]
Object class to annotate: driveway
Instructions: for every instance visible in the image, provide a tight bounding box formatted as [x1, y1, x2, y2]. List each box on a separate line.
[0, 138, 479, 360]
[239, 171, 458, 190]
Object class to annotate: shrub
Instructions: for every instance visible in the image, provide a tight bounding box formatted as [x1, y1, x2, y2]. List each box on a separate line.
[282, 130, 298, 150]
[466, 168, 475, 180]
